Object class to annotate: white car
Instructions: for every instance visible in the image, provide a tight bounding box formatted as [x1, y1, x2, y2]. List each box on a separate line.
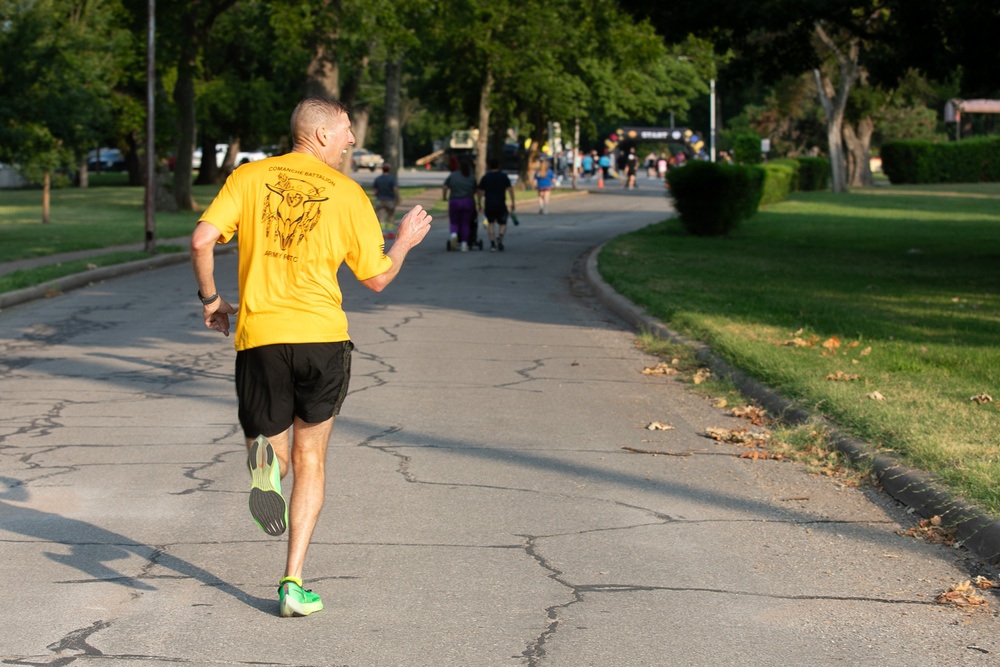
[351, 148, 384, 171]
[193, 144, 267, 169]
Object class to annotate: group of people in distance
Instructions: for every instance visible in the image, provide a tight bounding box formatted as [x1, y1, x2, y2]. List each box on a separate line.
[442, 156, 517, 253]
[378, 156, 516, 253]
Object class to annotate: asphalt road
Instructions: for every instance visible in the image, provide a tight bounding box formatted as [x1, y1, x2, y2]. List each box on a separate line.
[1, 184, 998, 666]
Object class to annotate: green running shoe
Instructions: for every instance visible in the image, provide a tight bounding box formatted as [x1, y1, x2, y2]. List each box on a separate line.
[279, 577, 324, 617]
[248, 435, 287, 536]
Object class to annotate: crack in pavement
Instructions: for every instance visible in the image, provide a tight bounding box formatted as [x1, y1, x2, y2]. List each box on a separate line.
[360, 433, 944, 665]
[174, 423, 243, 496]
[516, 528, 943, 667]
[2, 622, 340, 667]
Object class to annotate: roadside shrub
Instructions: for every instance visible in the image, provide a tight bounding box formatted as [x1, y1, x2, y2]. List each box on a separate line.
[732, 132, 763, 164]
[759, 159, 798, 206]
[880, 141, 937, 183]
[795, 157, 830, 191]
[667, 161, 763, 236]
[882, 137, 1000, 184]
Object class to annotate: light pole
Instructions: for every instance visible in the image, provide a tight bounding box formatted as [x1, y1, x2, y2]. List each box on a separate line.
[709, 78, 716, 163]
[143, 0, 156, 253]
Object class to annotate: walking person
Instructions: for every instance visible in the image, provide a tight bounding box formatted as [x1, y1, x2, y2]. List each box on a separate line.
[477, 157, 515, 252]
[372, 163, 399, 239]
[624, 146, 639, 190]
[442, 157, 478, 251]
[190, 97, 432, 617]
[598, 152, 611, 180]
[534, 159, 554, 214]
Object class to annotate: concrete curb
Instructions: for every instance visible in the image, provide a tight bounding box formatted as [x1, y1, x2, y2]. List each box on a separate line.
[0, 245, 237, 311]
[583, 242, 1000, 566]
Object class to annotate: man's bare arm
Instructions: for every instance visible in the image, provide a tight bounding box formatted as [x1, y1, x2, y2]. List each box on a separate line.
[361, 205, 432, 292]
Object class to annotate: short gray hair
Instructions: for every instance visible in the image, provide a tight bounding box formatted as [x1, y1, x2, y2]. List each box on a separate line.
[290, 98, 350, 145]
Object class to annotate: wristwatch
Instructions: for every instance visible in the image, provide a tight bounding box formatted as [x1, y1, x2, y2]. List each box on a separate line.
[198, 290, 220, 305]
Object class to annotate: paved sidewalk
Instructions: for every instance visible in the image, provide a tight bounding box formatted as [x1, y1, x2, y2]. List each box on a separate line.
[1, 186, 998, 666]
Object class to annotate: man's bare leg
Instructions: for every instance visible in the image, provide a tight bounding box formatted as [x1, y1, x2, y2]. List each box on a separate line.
[283, 415, 334, 581]
[245, 415, 333, 579]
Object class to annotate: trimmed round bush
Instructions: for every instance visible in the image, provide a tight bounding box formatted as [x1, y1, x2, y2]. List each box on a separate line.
[667, 161, 764, 236]
[794, 157, 831, 191]
[732, 133, 763, 164]
[760, 159, 798, 206]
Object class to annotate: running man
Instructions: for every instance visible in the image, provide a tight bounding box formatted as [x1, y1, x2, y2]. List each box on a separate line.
[191, 97, 432, 617]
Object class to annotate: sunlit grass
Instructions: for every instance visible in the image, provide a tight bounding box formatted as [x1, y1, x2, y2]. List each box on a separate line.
[0, 184, 220, 261]
[0, 247, 184, 293]
[600, 183, 1000, 513]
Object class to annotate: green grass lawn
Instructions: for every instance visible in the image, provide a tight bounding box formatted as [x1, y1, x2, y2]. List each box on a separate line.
[599, 183, 1000, 514]
[0, 176, 435, 261]
[0, 182, 220, 262]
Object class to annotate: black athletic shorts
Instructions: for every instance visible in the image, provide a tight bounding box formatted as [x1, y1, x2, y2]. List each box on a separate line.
[484, 205, 508, 224]
[235, 341, 353, 439]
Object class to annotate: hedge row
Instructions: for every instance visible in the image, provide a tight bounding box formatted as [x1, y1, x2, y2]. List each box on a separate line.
[881, 137, 1000, 184]
[666, 161, 763, 235]
[666, 156, 831, 236]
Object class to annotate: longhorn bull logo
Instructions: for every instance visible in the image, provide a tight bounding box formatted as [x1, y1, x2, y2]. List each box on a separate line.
[263, 173, 330, 251]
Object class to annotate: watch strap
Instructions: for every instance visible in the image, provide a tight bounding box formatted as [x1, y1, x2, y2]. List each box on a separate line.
[198, 290, 220, 305]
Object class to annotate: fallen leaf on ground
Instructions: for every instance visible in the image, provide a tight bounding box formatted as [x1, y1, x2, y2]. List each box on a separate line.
[729, 405, 768, 425]
[86, 262, 98, 270]
[642, 362, 679, 376]
[713, 398, 728, 408]
[704, 427, 771, 447]
[970, 393, 993, 405]
[739, 450, 783, 460]
[859, 346, 872, 357]
[781, 337, 814, 347]
[899, 515, 957, 546]
[867, 391, 886, 401]
[692, 368, 712, 384]
[974, 576, 995, 590]
[646, 421, 674, 431]
[935, 581, 989, 609]
[826, 371, 860, 381]
[821, 336, 841, 351]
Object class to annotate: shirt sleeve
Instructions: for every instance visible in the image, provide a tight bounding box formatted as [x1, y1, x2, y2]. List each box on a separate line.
[199, 172, 242, 243]
[344, 183, 393, 281]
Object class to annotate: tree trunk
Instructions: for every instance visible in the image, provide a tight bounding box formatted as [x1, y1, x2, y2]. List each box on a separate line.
[194, 132, 223, 185]
[306, 43, 339, 99]
[221, 138, 241, 177]
[168, 2, 237, 209]
[475, 65, 494, 181]
[816, 82, 847, 193]
[172, 39, 199, 210]
[42, 171, 51, 224]
[338, 54, 370, 175]
[812, 24, 860, 194]
[348, 104, 370, 175]
[382, 57, 402, 172]
[843, 117, 874, 187]
[78, 157, 89, 188]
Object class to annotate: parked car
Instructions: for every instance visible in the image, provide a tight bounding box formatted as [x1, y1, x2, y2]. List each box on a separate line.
[351, 148, 384, 171]
[87, 147, 126, 172]
[192, 144, 268, 170]
[234, 146, 268, 165]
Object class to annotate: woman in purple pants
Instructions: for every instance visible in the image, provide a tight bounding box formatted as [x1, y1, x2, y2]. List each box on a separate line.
[442, 158, 478, 252]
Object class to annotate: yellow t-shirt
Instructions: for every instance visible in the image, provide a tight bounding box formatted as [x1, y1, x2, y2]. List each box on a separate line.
[200, 152, 392, 351]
